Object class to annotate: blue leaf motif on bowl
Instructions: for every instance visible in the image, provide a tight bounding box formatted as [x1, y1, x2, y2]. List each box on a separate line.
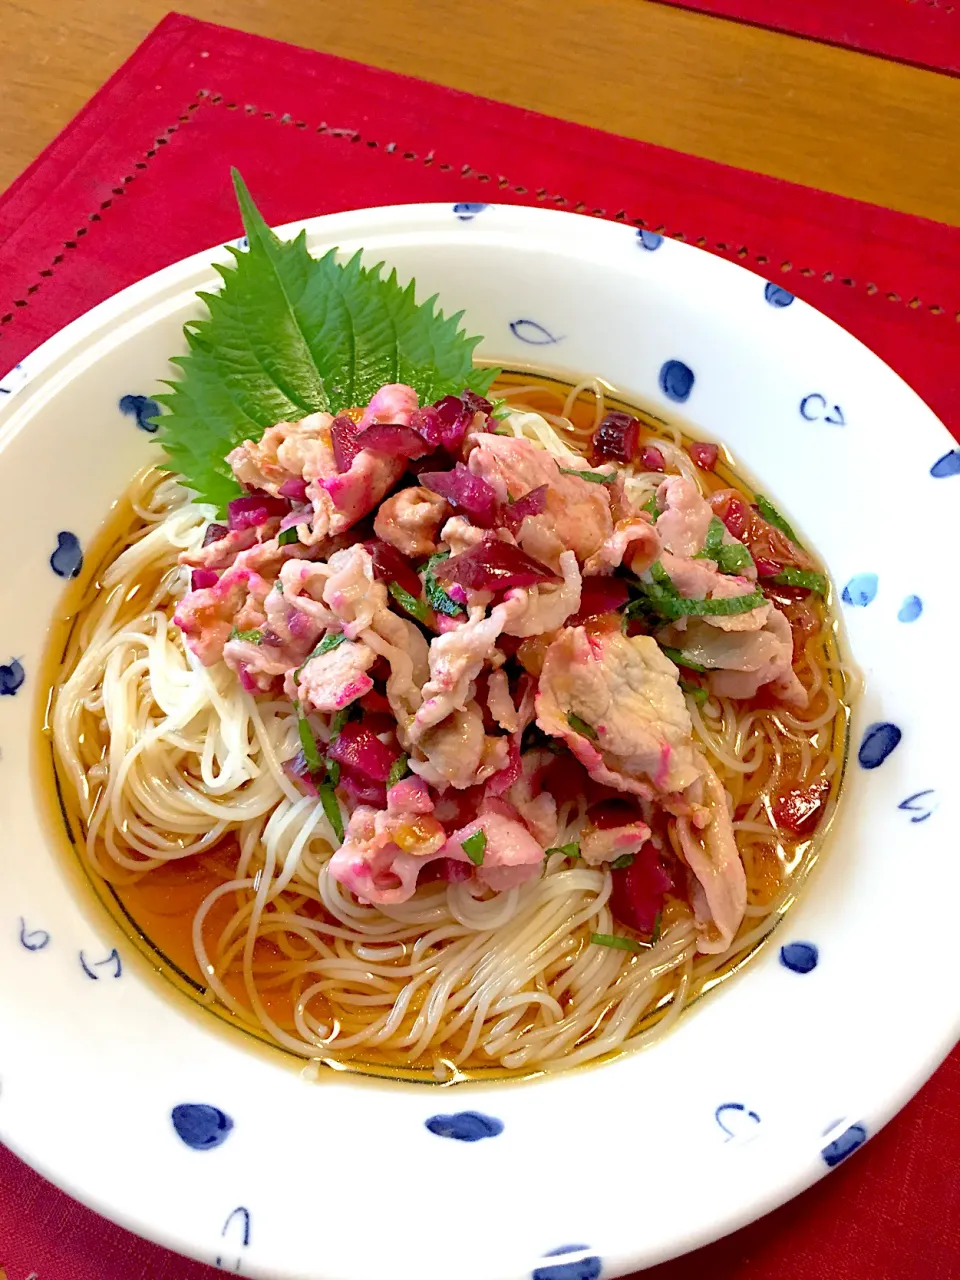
[79, 947, 122, 979]
[510, 319, 563, 345]
[172, 1103, 235, 1151]
[715, 1102, 761, 1141]
[764, 282, 794, 308]
[858, 722, 902, 770]
[19, 918, 51, 951]
[453, 202, 488, 221]
[841, 573, 877, 607]
[930, 449, 960, 478]
[216, 1205, 251, 1269]
[898, 595, 922, 622]
[0, 362, 28, 396]
[119, 394, 160, 433]
[821, 1122, 867, 1168]
[533, 1245, 603, 1280]
[425, 1111, 504, 1141]
[0, 658, 25, 697]
[636, 229, 663, 251]
[898, 790, 936, 823]
[779, 941, 819, 973]
[659, 359, 694, 403]
[50, 531, 83, 579]
[800, 394, 845, 425]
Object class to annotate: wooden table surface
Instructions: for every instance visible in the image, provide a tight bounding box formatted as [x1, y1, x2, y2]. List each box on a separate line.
[1, 0, 959, 226]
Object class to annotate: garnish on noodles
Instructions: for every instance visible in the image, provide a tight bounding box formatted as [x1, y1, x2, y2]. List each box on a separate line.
[47, 176, 854, 1078]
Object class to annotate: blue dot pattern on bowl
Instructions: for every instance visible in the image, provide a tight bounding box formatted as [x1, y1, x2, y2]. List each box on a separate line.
[453, 202, 488, 221]
[425, 1111, 504, 1141]
[821, 1123, 867, 1168]
[637, 229, 663, 250]
[533, 1246, 603, 1280]
[0, 658, 25, 696]
[764, 282, 794, 307]
[50, 531, 83, 579]
[898, 595, 922, 623]
[118, 394, 160, 433]
[659, 359, 694, 403]
[779, 941, 819, 973]
[841, 573, 878, 607]
[171, 1103, 234, 1150]
[510, 319, 563, 345]
[858, 722, 902, 769]
[930, 449, 960, 479]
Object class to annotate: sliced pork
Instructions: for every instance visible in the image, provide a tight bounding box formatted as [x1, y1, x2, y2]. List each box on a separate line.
[290, 639, 376, 713]
[410, 703, 509, 790]
[468, 432, 614, 567]
[227, 411, 337, 495]
[584, 516, 660, 576]
[658, 609, 807, 707]
[440, 809, 546, 891]
[580, 820, 652, 867]
[173, 388, 826, 961]
[536, 627, 702, 797]
[411, 599, 518, 737]
[675, 761, 747, 953]
[374, 486, 450, 558]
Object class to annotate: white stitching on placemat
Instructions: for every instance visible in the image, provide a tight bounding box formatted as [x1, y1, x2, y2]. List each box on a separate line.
[197, 91, 955, 319]
[904, 0, 956, 15]
[0, 89, 955, 339]
[0, 99, 203, 333]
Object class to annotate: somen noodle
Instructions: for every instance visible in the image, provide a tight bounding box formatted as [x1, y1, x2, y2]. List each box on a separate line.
[46, 371, 854, 1081]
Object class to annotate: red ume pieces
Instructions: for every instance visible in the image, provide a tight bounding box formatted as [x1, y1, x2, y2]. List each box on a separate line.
[0, 14, 957, 1280]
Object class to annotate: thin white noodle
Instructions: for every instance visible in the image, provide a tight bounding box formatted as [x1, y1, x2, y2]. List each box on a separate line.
[50, 376, 851, 1075]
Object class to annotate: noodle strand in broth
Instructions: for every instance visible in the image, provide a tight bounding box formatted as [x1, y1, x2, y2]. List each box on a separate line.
[45, 373, 852, 1080]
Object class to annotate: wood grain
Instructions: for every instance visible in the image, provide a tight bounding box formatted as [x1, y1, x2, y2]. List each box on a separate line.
[1, 0, 959, 225]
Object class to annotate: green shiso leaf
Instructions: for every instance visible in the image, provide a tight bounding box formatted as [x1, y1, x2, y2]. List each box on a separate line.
[319, 782, 344, 844]
[153, 170, 497, 512]
[388, 581, 431, 624]
[590, 932, 646, 953]
[423, 551, 465, 617]
[771, 567, 827, 595]
[461, 830, 487, 865]
[755, 494, 802, 546]
[634, 561, 764, 620]
[567, 712, 599, 741]
[387, 754, 409, 789]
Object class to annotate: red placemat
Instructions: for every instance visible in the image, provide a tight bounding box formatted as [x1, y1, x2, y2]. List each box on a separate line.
[0, 14, 958, 1280]
[651, 0, 960, 77]
[2, 16, 959, 442]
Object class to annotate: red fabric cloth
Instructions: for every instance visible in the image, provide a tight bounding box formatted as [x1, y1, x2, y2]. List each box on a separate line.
[0, 14, 957, 1278]
[651, 0, 960, 76]
[1, 16, 959, 442]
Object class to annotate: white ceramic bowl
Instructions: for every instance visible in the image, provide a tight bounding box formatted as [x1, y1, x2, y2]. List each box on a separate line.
[1, 204, 957, 1280]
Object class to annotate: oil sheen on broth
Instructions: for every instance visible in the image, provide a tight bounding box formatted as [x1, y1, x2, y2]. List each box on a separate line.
[38, 370, 852, 1083]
